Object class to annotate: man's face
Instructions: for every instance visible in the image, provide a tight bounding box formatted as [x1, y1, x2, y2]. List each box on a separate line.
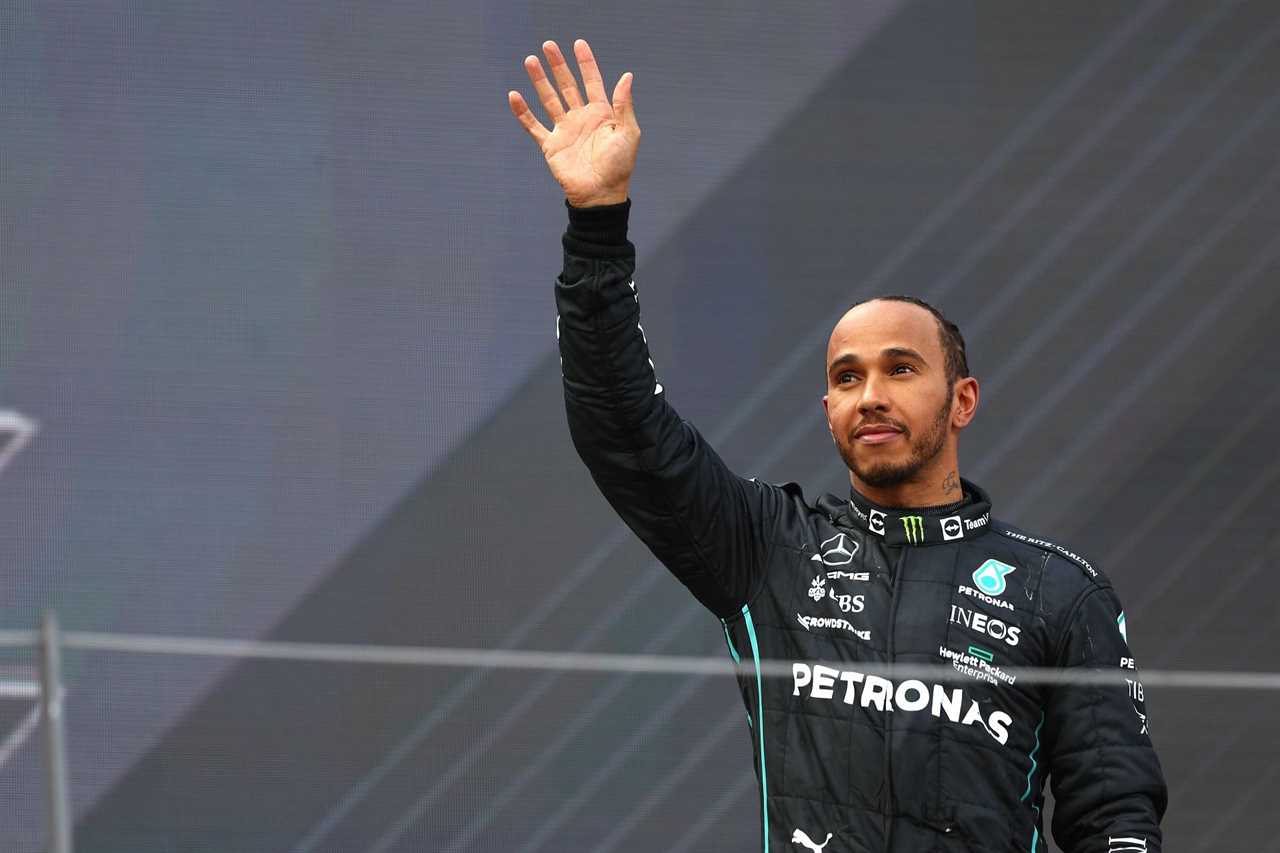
[822, 300, 957, 489]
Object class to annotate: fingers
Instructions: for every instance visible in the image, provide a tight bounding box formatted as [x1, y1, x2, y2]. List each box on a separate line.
[507, 90, 550, 146]
[516, 38, 626, 135]
[540, 41, 584, 112]
[522, 53, 567, 125]
[572, 39, 609, 106]
[611, 71, 636, 128]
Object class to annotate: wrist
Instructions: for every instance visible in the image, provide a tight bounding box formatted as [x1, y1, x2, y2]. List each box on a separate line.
[566, 188, 630, 208]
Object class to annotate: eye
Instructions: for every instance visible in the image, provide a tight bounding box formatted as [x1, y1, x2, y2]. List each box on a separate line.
[837, 371, 859, 384]
[890, 364, 916, 375]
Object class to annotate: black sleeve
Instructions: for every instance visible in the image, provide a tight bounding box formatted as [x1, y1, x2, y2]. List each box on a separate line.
[554, 198, 780, 619]
[1045, 586, 1168, 853]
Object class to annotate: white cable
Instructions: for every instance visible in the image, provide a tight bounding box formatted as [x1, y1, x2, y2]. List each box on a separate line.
[0, 704, 42, 772]
[0, 409, 38, 476]
[0, 679, 41, 700]
[0, 630, 39, 648]
[32, 630, 1280, 690]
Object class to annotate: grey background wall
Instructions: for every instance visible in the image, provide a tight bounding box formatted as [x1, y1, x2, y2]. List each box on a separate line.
[1, 1, 1277, 850]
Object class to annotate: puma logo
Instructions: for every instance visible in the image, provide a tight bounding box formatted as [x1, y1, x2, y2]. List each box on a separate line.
[791, 828, 833, 852]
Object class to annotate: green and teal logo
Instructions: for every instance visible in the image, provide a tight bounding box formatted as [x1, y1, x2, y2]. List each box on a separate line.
[900, 515, 925, 544]
[968, 644, 994, 662]
[1117, 611, 1127, 643]
[972, 559, 1016, 596]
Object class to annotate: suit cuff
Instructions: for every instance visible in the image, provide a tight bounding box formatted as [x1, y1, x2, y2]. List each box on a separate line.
[563, 197, 634, 258]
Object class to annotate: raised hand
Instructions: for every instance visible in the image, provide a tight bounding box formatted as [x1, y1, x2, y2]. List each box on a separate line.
[508, 39, 640, 207]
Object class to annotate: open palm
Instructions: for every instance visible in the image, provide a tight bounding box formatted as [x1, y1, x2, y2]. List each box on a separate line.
[508, 39, 640, 207]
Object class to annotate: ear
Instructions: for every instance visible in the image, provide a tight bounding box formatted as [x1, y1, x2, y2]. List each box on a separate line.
[951, 377, 980, 429]
[821, 394, 836, 436]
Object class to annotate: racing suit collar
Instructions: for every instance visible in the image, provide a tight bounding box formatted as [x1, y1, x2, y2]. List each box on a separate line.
[837, 478, 993, 546]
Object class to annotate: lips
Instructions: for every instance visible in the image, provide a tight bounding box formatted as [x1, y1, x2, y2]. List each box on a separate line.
[853, 423, 904, 444]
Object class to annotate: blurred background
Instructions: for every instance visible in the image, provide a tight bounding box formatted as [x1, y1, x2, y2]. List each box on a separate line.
[2, 1, 1279, 850]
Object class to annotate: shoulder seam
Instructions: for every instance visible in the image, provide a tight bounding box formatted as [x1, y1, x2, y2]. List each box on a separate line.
[993, 526, 1104, 585]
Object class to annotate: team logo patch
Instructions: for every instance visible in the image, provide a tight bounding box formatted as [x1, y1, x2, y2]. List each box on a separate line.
[868, 509, 886, 536]
[1117, 611, 1128, 643]
[940, 515, 964, 541]
[900, 515, 924, 544]
[811, 533, 857, 566]
[971, 559, 1016, 597]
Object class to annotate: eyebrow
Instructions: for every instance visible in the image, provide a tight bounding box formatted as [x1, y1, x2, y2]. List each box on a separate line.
[828, 347, 929, 372]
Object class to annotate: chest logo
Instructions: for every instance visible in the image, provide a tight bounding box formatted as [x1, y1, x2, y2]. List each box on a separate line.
[811, 533, 858, 566]
[972, 559, 1016, 596]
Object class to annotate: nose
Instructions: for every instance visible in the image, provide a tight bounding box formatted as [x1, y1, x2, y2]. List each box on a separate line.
[857, 373, 890, 415]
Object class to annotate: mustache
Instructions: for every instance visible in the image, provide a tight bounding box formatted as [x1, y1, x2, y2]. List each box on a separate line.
[850, 415, 910, 437]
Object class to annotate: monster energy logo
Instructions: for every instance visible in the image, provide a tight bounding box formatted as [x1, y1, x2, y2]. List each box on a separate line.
[900, 515, 925, 544]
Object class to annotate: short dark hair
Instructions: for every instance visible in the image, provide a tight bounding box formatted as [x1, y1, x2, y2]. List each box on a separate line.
[861, 295, 970, 387]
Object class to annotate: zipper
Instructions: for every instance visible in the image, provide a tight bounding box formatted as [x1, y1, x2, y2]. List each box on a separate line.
[882, 546, 907, 853]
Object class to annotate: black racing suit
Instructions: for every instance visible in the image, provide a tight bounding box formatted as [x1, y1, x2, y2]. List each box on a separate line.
[554, 198, 1166, 853]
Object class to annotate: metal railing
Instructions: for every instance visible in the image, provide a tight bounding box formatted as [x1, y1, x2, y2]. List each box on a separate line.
[8, 611, 1280, 853]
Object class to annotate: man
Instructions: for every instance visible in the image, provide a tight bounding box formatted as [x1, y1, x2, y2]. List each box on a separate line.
[508, 38, 1166, 852]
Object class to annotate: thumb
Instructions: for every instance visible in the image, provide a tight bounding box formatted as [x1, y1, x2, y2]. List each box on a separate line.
[611, 72, 637, 128]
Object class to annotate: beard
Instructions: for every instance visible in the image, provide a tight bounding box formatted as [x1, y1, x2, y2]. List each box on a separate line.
[837, 394, 952, 489]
